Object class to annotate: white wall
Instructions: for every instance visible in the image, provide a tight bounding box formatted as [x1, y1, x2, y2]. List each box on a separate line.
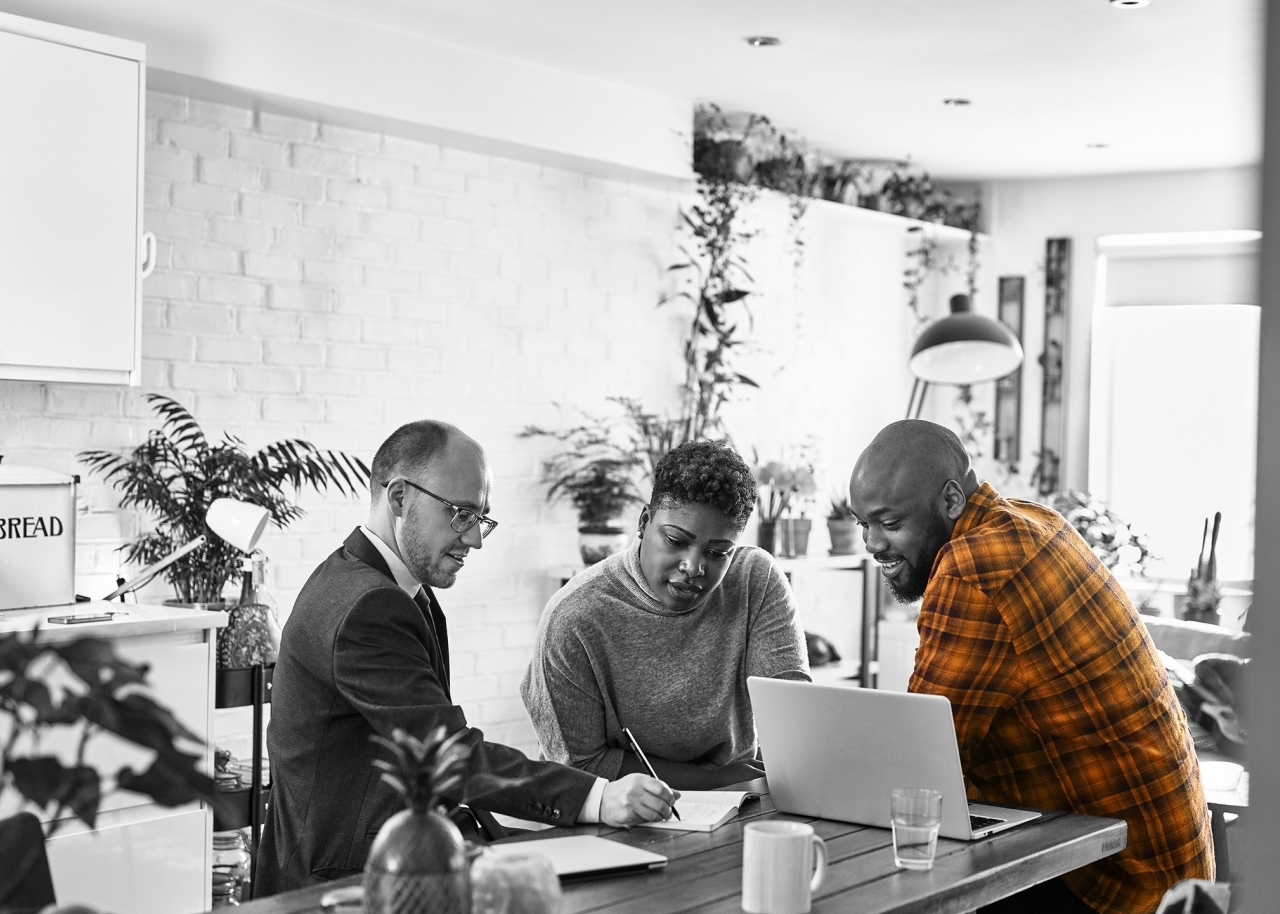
[987, 166, 1262, 497]
[0, 2, 692, 180]
[0, 90, 686, 755]
[0, 90, 937, 755]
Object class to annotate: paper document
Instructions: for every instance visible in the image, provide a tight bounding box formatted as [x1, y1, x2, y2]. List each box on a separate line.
[636, 790, 755, 832]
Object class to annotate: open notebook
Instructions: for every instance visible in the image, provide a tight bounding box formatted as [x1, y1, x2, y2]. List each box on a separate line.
[635, 790, 756, 832]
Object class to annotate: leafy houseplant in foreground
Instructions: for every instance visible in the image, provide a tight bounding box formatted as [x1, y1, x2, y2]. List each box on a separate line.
[0, 629, 227, 898]
[80, 394, 370, 604]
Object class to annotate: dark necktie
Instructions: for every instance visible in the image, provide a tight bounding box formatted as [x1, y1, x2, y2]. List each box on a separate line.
[413, 587, 451, 699]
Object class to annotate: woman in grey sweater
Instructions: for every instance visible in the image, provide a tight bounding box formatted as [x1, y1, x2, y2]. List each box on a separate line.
[521, 440, 810, 790]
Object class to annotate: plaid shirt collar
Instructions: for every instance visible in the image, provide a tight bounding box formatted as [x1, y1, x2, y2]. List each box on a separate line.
[951, 481, 1003, 542]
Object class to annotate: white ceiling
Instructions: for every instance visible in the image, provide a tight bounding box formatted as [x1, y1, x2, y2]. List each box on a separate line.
[285, 0, 1263, 180]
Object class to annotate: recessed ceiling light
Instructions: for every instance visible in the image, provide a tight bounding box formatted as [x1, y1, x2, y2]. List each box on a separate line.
[943, 98, 972, 107]
[744, 36, 781, 47]
[1087, 143, 1110, 149]
[1110, 0, 1150, 8]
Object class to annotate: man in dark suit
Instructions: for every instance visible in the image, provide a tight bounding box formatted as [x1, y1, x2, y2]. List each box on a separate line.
[256, 420, 676, 895]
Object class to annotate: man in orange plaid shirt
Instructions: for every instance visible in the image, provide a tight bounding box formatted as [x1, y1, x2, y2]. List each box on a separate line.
[849, 420, 1213, 914]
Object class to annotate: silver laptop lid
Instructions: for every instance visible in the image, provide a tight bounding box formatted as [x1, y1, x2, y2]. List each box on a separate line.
[748, 677, 974, 840]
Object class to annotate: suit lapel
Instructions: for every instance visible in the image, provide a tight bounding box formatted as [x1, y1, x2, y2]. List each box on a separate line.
[344, 527, 452, 701]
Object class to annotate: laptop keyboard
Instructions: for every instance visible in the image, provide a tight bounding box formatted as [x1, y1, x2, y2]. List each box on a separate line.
[970, 814, 1003, 831]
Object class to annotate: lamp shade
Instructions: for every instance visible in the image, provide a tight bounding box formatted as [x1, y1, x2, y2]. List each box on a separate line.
[908, 296, 1024, 384]
[206, 498, 270, 553]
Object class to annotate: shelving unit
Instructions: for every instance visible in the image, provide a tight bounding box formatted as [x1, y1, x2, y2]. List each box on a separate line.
[773, 553, 881, 688]
[214, 663, 274, 898]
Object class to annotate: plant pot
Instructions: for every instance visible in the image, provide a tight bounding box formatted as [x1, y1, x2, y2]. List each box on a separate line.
[365, 808, 469, 914]
[784, 519, 811, 557]
[578, 526, 628, 566]
[758, 519, 811, 558]
[164, 599, 235, 612]
[826, 519, 861, 555]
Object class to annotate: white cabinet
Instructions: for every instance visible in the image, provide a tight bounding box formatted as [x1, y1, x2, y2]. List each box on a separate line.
[0, 12, 146, 386]
[0, 606, 220, 914]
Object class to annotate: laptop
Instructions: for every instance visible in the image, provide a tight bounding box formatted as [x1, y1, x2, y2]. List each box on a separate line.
[748, 677, 1041, 840]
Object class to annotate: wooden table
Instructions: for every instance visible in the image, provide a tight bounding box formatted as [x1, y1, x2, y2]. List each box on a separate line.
[239, 778, 1126, 914]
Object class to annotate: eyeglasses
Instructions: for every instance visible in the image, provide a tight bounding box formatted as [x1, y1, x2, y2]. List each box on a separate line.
[388, 478, 499, 539]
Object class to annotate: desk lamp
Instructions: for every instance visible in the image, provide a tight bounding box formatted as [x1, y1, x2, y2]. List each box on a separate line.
[906, 294, 1024, 418]
[102, 498, 270, 601]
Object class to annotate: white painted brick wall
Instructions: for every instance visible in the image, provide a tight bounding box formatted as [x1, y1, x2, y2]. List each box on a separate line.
[0, 90, 683, 759]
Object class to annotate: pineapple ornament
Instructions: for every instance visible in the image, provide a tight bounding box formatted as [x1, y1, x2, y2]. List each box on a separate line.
[365, 726, 474, 914]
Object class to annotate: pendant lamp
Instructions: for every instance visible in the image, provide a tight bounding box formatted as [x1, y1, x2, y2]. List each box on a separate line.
[906, 294, 1024, 418]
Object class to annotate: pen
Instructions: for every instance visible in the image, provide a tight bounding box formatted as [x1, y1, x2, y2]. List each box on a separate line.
[623, 726, 680, 821]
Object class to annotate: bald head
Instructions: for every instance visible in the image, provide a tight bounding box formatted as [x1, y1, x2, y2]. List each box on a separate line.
[848, 421, 979, 602]
[851, 420, 977, 506]
[370, 420, 482, 504]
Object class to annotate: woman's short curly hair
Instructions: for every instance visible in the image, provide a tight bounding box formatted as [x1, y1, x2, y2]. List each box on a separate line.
[650, 440, 757, 528]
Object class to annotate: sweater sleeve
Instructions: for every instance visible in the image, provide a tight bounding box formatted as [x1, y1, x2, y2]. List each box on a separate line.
[521, 600, 626, 780]
[744, 554, 811, 682]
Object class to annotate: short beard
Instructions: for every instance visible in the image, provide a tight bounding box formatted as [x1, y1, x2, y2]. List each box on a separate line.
[885, 510, 953, 604]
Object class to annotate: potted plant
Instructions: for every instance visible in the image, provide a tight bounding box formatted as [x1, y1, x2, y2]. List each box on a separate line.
[80, 394, 369, 607]
[0, 628, 227, 911]
[754, 460, 817, 557]
[365, 727, 550, 914]
[364, 726, 472, 914]
[825, 496, 861, 556]
[521, 409, 646, 565]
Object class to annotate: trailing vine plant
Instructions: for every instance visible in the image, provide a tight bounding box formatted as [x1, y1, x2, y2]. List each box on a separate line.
[664, 139, 761, 441]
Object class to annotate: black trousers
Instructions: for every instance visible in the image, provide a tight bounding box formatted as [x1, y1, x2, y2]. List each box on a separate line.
[978, 877, 1099, 914]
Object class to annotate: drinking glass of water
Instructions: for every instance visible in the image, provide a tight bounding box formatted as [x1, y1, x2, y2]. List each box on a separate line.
[891, 788, 943, 870]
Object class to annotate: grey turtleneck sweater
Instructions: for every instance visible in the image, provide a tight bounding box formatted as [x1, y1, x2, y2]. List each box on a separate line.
[520, 541, 810, 778]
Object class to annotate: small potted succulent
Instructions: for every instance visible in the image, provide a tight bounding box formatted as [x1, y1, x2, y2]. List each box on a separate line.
[825, 496, 861, 556]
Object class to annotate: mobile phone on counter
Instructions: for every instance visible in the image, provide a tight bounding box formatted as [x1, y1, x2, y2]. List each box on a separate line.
[48, 613, 116, 625]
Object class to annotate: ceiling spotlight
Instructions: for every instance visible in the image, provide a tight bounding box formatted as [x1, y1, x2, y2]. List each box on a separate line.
[943, 98, 972, 107]
[1087, 143, 1110, 149]
[745, 36, 781, 47]
[1110, 0, 1150, 8]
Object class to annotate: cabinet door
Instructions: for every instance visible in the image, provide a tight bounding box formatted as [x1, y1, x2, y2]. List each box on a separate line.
[0, 15, 144, 385]
[46, 804, 210, 914]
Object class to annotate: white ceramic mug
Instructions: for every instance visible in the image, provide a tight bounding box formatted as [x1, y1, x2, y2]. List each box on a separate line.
[741, 821, 828, 914]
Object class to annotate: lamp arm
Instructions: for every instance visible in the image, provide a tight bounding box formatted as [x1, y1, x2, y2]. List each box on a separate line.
[101, 535, 208, 601]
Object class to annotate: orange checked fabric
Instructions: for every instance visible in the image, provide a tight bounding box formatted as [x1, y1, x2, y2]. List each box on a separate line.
[909, 483, 1214, 914]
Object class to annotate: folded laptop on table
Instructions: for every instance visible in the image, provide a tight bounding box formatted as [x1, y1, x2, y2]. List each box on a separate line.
[747, 677, 1041, 840]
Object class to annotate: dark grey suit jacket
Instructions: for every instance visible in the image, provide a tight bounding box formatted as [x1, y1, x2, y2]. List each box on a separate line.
[255, 528, 596, 896]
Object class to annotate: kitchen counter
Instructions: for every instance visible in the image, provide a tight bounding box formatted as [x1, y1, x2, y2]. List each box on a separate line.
[0, 598, 226, 641]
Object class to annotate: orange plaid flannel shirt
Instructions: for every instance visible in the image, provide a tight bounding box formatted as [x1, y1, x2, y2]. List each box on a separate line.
[909, 484, 1214, 914]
